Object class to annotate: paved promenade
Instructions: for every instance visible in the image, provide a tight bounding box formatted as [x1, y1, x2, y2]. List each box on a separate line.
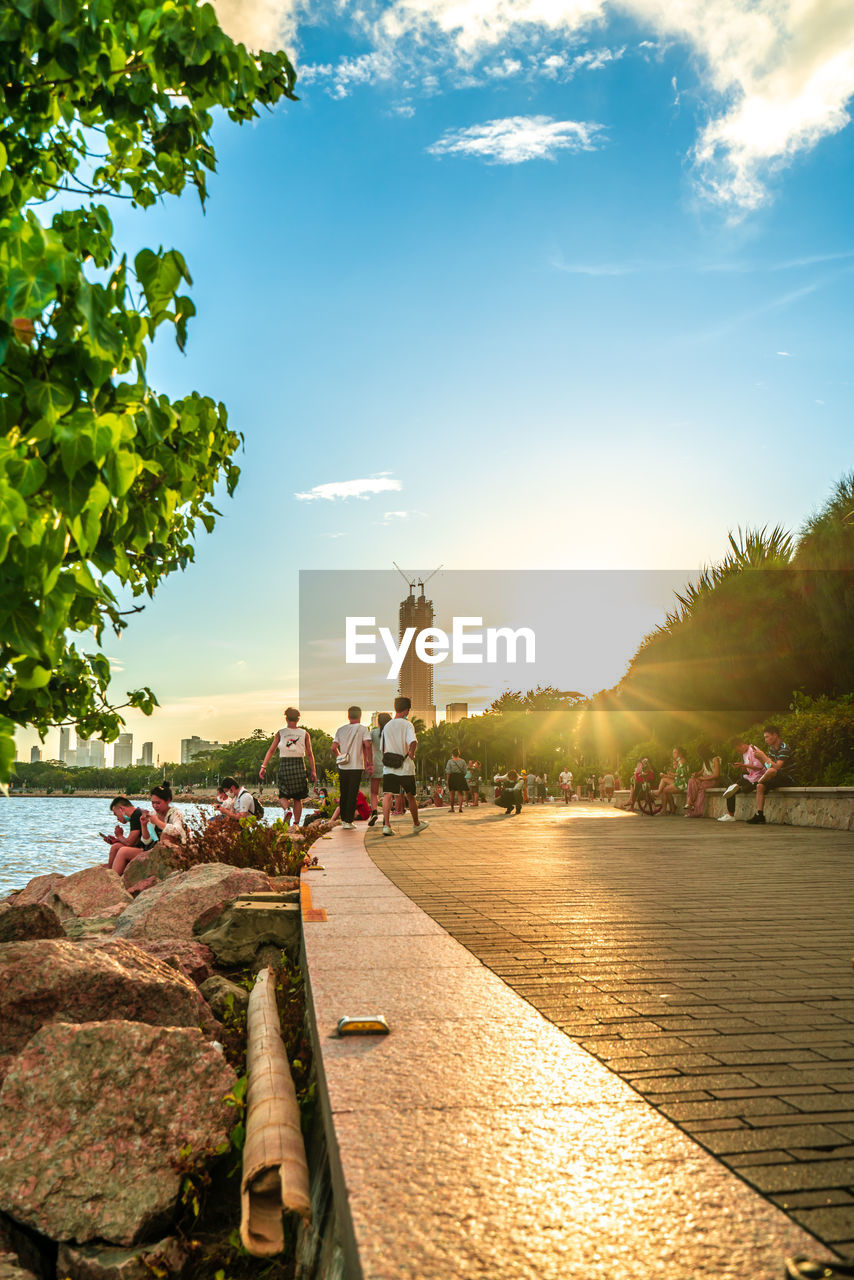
[367, 801, 854, 1255]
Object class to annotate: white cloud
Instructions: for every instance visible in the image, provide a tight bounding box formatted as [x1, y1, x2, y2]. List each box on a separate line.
[373, 508, 425, 525]
[484, 56, 523, 78]
[777, 350, 792, 356]
[218, 0, 854, 210]
[294, 476, 403, 501]
[428, 115, 604, 163]
[213, 0, 304, 50]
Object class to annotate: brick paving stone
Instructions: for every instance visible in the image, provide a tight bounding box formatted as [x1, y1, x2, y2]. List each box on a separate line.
[789, 1206, 854, 1242]
[772, 1191, 854, 1208]
[727, 1151, 793, 1167]
[367, 804, 854, 1254]
[692, 1125, 851, 1154]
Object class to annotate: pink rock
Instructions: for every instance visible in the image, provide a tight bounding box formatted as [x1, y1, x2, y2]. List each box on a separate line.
[113, 864, 272, 943]
[130, 939, 215, 985]
[9, 872, 65, 907]
[45, 866, 132, 922]
[122, 848, 177, 893]
[0, 903, 65, 942]
[0, 938, 219, 1070]
[128, 876, 158, 897]
[0, 1021, 236, 1245]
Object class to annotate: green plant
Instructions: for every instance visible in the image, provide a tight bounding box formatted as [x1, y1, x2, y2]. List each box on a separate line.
[0, 0, 297, 781]
[174, 814, 307, 878]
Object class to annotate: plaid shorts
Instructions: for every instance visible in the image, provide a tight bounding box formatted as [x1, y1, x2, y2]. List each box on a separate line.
[277, 755, 309, 800]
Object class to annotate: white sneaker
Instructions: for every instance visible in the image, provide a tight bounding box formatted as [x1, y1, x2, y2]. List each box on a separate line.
[382, 825, 393, 836]
[413, 821, 429, 835]
[721, 783, 739, 799]
[717, 813, 736, 822]
[341, 822, 355, 829]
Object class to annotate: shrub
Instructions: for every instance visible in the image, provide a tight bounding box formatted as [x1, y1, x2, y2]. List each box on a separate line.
[173, 814, 308, 878]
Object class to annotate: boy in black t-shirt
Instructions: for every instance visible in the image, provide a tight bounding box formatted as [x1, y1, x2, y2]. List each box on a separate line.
[104, 795, 154, 872]
[747, 725, 796, 825]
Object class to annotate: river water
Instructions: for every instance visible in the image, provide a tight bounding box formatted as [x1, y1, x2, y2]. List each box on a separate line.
[0, 796, 296, 896]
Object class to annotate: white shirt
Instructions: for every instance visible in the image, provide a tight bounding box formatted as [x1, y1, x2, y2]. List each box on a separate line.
[278, 726, 307, 757]
[381, 718, 416, 776]
[233, 787, 254, 815]
[334, 722, 370, 770]
[559, 771, 573, 786]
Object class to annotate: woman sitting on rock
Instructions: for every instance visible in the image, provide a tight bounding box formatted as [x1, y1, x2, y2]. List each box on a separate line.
[139, 782, 187, 853]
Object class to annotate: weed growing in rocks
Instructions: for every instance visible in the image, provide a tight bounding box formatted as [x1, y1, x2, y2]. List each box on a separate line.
[173, 814, 326, 878]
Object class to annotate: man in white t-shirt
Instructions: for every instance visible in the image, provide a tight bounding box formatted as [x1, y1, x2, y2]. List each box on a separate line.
[221, 776, 255, 817]
[380, 696, 429, 837]
[332, 706, 373, 829]
[559, 768, 573, 804]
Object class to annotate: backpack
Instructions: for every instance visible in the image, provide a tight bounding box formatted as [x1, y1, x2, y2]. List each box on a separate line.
[251, 792, 265, 819]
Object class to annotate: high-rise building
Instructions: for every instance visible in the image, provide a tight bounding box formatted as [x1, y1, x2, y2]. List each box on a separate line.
[59, 727, 70, 763]
[181, 735, 222, 763]
[75, 736, 91, 768]
[30, 745, 41, 763]
[113, 733, 133, 768]
[89, 739, 105, 768]
[397, 582, 436, 729]
[141, 741, 153, 766]
[445, 703, 468, 724]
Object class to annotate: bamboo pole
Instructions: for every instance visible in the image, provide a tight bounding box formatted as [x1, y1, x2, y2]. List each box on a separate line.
[240, 966, 311, 1255]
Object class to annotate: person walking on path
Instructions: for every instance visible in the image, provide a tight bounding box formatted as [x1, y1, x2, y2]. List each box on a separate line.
[368, 711, 390, 827]
[259, 708, 317, 827]
[559, 767, 574, 803]
[684, 744, 721, 818]
[381, 696, 429, 837]
[747, 725, 796, 825]
[333, 707, 373, 829]
[718, 737, 767, 822]
[445, 749, 468, 812]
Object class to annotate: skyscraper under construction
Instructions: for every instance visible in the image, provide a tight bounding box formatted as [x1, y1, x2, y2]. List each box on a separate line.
[397, 573, 437, 729]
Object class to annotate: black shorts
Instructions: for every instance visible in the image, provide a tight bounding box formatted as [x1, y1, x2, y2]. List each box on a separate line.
[383, 773, 415, 795]
[277, 756, 309, 800]
[761, 771, 795, 792]
[447, 774, 467, 792]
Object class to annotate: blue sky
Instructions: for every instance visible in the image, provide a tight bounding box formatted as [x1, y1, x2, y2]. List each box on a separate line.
[18, 0, 854, 764]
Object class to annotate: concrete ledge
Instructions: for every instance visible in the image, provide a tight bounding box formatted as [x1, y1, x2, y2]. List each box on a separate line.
[611, 787, 854, 830]
[300, 818, 831, 1279]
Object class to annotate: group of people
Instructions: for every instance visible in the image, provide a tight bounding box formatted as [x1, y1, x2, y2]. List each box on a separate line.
[622, 726, 795, 823]
[103, 781, 187, 876]
[255, 701, 430, 838]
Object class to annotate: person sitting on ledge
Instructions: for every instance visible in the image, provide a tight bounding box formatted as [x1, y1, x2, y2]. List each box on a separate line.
[684, 744, 721, 818]
[105, 795, 155, 877]
[746, 724, 796, 825]
[140, 781, 187, 850]
[653, 747, 690, 815]
[717, 736, 767, 822]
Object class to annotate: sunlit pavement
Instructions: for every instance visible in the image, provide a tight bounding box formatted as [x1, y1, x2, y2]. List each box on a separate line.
[368, 800, 854, 1255]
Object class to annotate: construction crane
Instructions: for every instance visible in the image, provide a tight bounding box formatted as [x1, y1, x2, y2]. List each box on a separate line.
[392, 563, 442, 594]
